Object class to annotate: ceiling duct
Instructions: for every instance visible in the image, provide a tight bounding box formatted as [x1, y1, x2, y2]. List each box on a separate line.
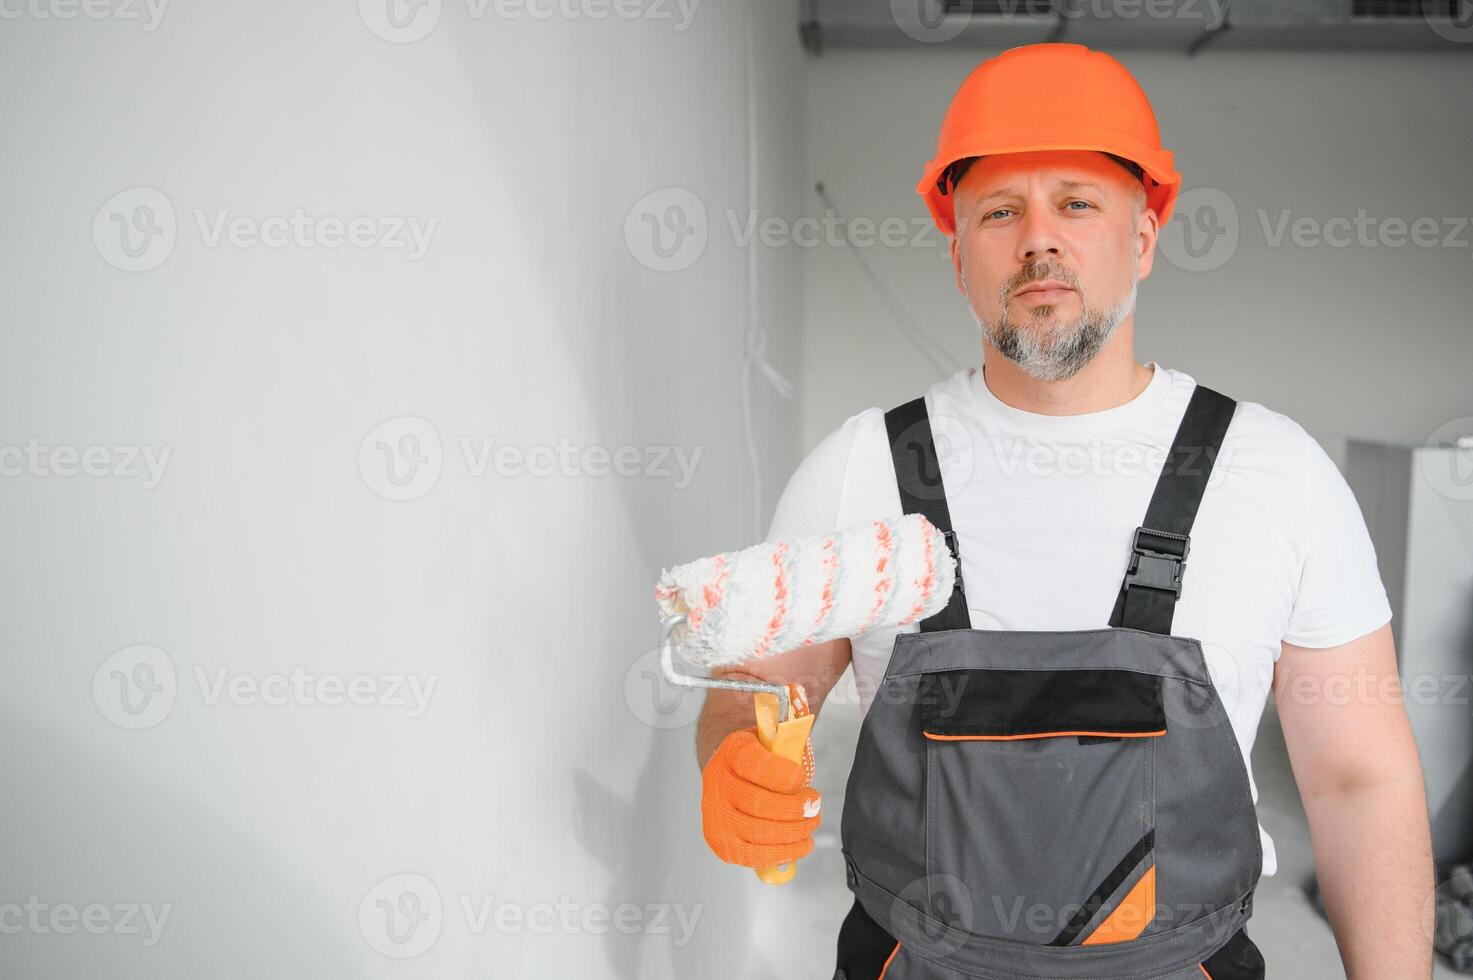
[800, 0, 1473, 52]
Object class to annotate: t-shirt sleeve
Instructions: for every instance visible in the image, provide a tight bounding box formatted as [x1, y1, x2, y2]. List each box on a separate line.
[763, 410, 875, 545]
[1281, 429, 1394, 649]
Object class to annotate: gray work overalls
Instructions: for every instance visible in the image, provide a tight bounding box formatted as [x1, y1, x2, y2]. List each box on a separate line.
[833, 385, 1266, 980]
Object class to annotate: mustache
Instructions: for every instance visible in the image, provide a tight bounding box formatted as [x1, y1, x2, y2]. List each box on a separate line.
[1006, 264, 1080, 294]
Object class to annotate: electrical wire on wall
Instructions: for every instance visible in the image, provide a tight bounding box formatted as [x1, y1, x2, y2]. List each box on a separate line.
[812, 180, 956, 377]
[740, 1, 796, 542]
[740, 8, 970, 541]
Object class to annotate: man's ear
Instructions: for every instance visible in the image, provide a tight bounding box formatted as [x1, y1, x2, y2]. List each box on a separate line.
[1137, 207, 1159, 282]
[951, 234, 965, 294]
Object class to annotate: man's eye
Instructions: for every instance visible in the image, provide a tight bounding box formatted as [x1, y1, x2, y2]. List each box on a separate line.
[985, 208, 1013, 220]
[1066, 200, 1094, 210]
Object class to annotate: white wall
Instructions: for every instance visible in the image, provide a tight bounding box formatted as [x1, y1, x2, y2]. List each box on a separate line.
[800, 47, 1473, 458]
[0, 3, 809, 978]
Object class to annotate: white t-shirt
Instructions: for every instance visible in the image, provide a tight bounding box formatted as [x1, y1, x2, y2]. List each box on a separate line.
[763, 361, 1393, 879]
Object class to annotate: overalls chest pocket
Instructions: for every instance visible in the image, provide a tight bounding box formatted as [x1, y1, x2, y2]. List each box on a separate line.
[916, 666, 1166, 946]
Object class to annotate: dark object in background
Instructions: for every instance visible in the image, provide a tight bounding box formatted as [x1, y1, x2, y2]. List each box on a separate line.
[1437, 864, 1473, 972]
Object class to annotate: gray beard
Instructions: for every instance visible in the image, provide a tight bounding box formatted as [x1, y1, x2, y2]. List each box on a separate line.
[970, 279, 1138, 383]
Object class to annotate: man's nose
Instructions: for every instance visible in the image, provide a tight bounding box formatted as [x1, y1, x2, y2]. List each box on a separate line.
[1016, 206, 1065, 263]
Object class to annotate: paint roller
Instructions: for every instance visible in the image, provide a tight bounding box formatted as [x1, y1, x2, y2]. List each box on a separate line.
[653, 513, 958, 883]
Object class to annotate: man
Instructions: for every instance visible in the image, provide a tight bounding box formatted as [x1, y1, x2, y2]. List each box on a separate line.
[694, 43, 1433, 978]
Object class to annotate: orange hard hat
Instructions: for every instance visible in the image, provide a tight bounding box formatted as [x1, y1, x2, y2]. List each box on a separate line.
[917, 43, 1180, 238]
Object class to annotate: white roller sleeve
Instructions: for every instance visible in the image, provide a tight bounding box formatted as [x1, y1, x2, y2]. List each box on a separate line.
[653, 514, 957, 669]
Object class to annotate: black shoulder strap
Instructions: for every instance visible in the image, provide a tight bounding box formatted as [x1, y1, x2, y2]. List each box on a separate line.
[884, 397, 972, 632]
[1109, 384, 1237, 635]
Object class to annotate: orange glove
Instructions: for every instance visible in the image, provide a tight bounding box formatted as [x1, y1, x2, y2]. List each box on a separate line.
[701, 726, 821, 869]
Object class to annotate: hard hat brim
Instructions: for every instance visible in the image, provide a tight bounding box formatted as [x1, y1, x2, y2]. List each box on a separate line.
[918, 139, 1181, 237]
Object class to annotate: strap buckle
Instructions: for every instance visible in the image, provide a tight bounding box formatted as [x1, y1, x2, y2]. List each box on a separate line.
[1124, 526, 1190, 599]
[942, 529, 964, 593]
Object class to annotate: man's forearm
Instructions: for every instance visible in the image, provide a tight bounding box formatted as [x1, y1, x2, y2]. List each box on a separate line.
[692, 639, 852, 769]
[695, 683, 763, 769]
[1303, 772, 1435, 978]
